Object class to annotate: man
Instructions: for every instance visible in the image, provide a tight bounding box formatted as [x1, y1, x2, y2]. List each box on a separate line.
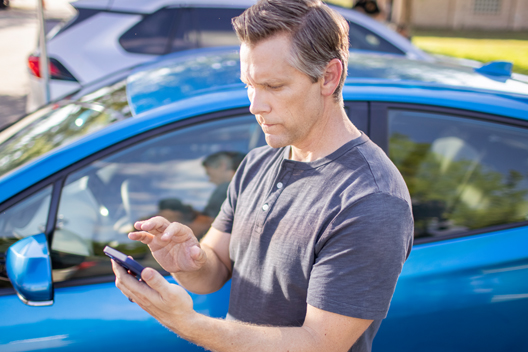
[177, 151, 247, 239]
[112, 1, 413, 351]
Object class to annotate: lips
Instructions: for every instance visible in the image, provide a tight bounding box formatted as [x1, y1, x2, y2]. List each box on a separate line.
[261, 123, 277, 134]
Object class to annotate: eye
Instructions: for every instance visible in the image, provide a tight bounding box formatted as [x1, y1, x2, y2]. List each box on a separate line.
[268, 84, 283, 90]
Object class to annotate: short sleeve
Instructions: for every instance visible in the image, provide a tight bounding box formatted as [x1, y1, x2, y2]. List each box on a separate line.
[307, 192, 414, 320]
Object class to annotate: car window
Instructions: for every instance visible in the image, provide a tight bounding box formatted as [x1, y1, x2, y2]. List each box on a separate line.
[347, 21, 404, 55]
[388, 110, 528, 239]
[0, 79, 131, 179]
[119, 8, 179, 55]
[119, 7, 244, 55]
[169, 8, 244, 52]
[0, 186, 53, 289]
[51, 114, 264, 283]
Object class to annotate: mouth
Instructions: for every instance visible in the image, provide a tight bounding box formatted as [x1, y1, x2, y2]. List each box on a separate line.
[260, 123, 277, 134]
[256, 115, 279, 134]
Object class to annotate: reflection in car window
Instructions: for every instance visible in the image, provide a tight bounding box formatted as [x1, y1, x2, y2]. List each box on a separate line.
[389, 110, 528, 239]
[347, 21, 404, 55]
[0, 79, 131, 178]
[0, 186, 52, 289]
[51, 115, 264, 283]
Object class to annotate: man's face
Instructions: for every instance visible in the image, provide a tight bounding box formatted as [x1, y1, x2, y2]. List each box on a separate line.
[240, 34, 324, 149]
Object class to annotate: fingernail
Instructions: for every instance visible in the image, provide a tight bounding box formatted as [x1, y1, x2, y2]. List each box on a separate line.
[161, 233, 169, 241]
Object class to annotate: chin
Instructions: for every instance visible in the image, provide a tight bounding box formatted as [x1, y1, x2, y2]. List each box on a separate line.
[264, 135, 289, 149]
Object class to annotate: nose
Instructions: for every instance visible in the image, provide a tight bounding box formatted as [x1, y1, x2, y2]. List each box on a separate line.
[249, 88, 270, 116]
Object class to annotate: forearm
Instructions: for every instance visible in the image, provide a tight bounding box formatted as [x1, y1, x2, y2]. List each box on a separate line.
[172, 244, 230, 294]
[175, 313, 321, 352]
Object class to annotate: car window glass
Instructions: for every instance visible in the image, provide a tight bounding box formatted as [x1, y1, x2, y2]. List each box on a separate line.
[51, 115, 264, 283]
[0, 79, 131, 179]
[347, 21, 404, 55]
[0, 186, 52, 289]
[119, 8, 179, 55]
[389, 110, 528, 239]
[170, 8, 244, 52]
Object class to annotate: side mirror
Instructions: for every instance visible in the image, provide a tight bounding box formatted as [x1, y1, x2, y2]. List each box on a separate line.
[6, 233, 54, 306]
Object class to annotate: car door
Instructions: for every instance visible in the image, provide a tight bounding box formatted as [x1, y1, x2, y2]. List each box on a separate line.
[0, 111, 265, 351]
[369, 103, 528, 352]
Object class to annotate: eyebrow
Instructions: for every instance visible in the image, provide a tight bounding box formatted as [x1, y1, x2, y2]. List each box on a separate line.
[239, 74, 284, 87]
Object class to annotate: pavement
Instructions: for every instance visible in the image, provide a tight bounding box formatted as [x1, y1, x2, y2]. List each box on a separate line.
[0, 0, 75, 129]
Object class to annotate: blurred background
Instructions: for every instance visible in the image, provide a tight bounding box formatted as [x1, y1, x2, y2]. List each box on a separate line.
[0, 0, 74, 128]
[0, 0, 527, 130]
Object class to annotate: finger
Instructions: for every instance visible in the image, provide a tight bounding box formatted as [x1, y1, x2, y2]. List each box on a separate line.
[111, 260, 137, 299]
[128, 230, 155, 244]
[135, 216, 170, 234]
[189, 245, 207, 266]
[141, 268, 168, 296]
[161, 222, 194, 242]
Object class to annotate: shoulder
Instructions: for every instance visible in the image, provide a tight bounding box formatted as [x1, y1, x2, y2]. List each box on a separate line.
[345, 136, 411, 204]
[238, 145, 285, 175]
[245, 145, 283, 164]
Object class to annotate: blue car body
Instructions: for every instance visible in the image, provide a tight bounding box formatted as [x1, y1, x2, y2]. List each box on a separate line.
[0, 47, 527, 351]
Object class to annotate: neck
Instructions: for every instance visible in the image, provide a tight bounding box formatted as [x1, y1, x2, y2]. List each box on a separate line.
[290, 103, 360, 162]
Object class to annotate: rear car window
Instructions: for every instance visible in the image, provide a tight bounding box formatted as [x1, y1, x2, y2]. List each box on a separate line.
[119, 8, 179, 55]
[120, 7, 244, 55]
[347, 21, 404, 55]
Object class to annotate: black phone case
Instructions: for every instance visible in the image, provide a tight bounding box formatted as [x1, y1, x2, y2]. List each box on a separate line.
[103, 246, 145, 280]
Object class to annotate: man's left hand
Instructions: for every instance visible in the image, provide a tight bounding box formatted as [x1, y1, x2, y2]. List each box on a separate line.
[111, 260, 195, 331]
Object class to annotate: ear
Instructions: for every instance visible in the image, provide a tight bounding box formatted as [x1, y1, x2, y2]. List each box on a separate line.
[320, 58, 343, 98]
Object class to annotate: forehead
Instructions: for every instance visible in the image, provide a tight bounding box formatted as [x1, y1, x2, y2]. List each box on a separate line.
[240, 34, 297, 81]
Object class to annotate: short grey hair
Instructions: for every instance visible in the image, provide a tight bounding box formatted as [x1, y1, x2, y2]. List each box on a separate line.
[232, 0, 349, 101]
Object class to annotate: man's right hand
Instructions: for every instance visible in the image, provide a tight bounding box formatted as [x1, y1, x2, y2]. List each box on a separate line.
[129, 216, 207, 273]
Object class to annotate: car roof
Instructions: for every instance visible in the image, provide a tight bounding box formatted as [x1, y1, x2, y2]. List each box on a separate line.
[1, 46, 527, 204]
[72, 0, 256, 13]
[346, 52, 528, 97]
[128, 46, 528, 117]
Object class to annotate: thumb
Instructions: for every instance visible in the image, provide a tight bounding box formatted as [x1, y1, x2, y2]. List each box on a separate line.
[190, 245, 207, 266]
[141, 268, 166, 291]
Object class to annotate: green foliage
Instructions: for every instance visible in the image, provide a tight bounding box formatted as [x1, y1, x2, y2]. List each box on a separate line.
[390, 133, 528, 238]
[412, 36, 528, 75]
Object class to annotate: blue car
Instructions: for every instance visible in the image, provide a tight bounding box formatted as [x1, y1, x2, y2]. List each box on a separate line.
[1, 47, 527, 351]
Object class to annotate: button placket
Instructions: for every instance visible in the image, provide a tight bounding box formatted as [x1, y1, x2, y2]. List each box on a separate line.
[254, 163, 293, 232]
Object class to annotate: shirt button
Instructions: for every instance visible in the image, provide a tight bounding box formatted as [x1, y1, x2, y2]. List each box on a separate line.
[277, 182, 283, 189]
[262, 203, 269, 211]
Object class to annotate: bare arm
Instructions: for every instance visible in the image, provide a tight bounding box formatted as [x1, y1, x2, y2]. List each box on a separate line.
[173, 226, 232, 294]
[180, 304, 372, 352]
[113, 263, 372, 352]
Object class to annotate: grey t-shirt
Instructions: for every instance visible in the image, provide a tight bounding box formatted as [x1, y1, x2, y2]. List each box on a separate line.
[212, 133, 414, 352]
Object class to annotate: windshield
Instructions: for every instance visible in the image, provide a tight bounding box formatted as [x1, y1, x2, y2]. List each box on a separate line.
[0, 79, 132, 178]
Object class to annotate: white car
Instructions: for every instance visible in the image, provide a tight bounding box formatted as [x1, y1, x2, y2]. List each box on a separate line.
[26, 0, 431, 112]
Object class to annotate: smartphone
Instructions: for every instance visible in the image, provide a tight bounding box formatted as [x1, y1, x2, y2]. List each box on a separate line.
[104, 246, 145, 280]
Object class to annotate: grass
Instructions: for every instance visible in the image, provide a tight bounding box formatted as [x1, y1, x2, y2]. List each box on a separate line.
[411, 30, 528, 75]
